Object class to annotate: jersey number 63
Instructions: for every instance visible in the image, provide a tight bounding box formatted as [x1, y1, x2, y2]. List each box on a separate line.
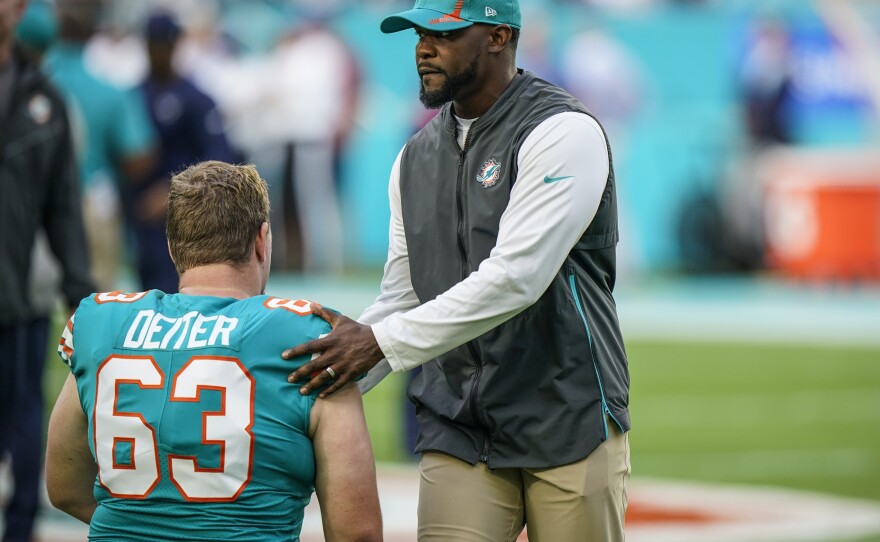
[93, 355, 254, 502]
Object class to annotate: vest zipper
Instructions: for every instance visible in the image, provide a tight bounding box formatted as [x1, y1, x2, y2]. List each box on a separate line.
[467, 340, 488, 462]
[456, 126, 490, 462]
[455, 131, 470, 280]
[568, 272, 619, 440]
[479, 438, 490, 462]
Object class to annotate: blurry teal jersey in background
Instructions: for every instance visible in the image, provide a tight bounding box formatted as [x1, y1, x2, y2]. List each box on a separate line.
[58, 290, 329, 541]
[43, 43, 155, 191]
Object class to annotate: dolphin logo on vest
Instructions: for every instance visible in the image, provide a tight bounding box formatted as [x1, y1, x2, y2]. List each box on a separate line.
[476, 158, 501, 188]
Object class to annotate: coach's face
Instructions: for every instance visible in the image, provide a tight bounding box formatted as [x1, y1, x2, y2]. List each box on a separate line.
[415, 24, 489, 109]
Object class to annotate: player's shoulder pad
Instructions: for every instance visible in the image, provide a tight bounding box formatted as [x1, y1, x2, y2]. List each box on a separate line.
[258, 297, 339, 323]
[260, 296, 317, 316]
[78, 290, 163, 320]
[89, 290, 155, 305]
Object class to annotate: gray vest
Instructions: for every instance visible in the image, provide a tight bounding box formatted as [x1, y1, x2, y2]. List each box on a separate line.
[400, 71, 629, 468]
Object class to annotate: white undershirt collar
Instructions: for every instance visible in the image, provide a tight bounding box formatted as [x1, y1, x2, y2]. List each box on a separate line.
[454, 114, 478, 150]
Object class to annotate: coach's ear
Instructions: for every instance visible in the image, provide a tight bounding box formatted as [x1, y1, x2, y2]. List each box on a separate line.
[255, 222, 270, 263]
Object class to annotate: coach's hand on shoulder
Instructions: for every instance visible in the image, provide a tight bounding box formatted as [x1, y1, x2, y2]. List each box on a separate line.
[283, 304, 385, 398]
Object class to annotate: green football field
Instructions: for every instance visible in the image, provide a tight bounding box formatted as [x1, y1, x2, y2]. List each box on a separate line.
[358, 340, 880, 503]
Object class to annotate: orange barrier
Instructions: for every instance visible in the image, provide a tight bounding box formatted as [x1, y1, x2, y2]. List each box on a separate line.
[761, 148, 880, 281]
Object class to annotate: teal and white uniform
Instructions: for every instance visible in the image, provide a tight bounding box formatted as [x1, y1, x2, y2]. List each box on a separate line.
[58, 290, 329, 541]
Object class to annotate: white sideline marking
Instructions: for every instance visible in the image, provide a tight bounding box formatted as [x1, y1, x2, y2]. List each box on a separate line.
[616, 295, 880, 347]
[11, 466, 880, 542]
[628, 478, 880, 542]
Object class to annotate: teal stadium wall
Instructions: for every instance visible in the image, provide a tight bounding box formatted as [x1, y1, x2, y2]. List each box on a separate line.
[328, 1, 873, 271]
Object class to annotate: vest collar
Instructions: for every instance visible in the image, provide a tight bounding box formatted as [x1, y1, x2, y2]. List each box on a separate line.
[441, 69, 533, 137]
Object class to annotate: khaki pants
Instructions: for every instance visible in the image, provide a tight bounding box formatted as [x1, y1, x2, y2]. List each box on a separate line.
[82, 186, 121, 292]
[417, 421, 630, 542]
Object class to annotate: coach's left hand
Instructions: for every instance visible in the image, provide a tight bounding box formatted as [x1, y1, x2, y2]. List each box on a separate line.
[282, 304, 385, 398]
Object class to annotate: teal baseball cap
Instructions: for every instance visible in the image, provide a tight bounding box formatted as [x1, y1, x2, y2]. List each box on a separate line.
[380, 0, 521, 34]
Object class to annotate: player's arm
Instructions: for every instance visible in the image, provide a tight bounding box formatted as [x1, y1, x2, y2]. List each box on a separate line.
[309, 383, 383, 541]
[45, 374, 98, 524]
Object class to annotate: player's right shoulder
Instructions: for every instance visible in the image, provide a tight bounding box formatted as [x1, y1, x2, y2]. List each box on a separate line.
[259, 296, 316, 316]
[250, 295, 332, 338]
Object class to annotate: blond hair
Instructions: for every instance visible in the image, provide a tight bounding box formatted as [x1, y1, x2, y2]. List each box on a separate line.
[167, 161, 270, 275]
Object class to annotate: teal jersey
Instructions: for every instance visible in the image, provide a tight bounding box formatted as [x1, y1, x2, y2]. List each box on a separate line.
[43, 43, 155, 189]
[58, 291, 329, 541]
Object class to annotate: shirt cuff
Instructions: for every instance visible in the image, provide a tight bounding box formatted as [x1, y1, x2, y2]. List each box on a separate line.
[371, 320, 408, 373]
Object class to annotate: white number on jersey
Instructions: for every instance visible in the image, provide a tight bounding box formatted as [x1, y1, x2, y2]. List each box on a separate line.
[94, 355, 255, 501]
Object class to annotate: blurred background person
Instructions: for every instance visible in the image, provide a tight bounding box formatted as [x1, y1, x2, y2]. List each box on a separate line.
[711, 16, 798, 274]
[559, 25, 647, 273]
[252, 9, 360, 274]
[516, 6, 560, 84]
[43, 0, 155, 292]
[80, 0, 149, 89]
[131, 10, 237, 293]
[560, 26, 645, 142]
[0, 1, 94, 540]
[739, 17, 795, 146]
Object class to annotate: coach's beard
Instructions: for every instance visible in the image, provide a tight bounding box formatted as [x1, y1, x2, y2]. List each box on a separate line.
[419, 57, 479, 109]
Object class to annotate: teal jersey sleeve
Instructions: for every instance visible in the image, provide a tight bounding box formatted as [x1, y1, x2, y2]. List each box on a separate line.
[59, 290, 331, 542]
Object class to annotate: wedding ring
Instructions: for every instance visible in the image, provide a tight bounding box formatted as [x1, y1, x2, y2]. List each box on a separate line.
[325, 367, 337, 379]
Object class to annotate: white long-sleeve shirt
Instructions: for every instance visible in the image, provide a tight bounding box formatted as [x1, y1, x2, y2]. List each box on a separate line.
[358, 111, 610, 392]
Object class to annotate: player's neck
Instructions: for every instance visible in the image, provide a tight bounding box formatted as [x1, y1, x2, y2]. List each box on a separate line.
[179, 286, 253, 299]
[178, 264, 262, 299]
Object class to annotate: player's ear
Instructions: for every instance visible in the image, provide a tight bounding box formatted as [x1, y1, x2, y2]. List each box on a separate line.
[255, 222, 270, 263]
[166, 240, 175, 265]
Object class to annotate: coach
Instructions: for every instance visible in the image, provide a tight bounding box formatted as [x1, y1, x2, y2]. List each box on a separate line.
[285, 1, 631, 540]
